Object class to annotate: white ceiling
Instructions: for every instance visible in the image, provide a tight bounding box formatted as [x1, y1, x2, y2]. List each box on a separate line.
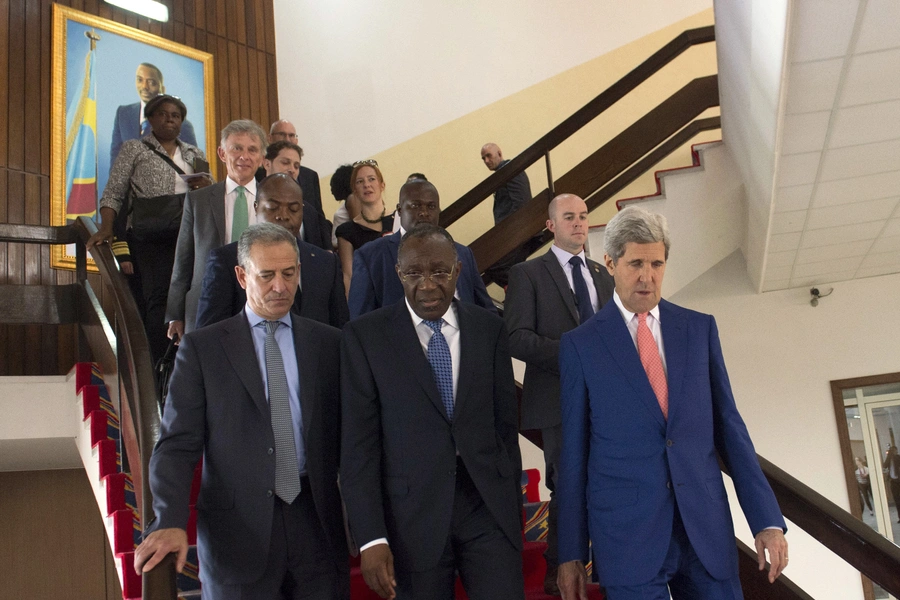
[762, 0, 900, 291]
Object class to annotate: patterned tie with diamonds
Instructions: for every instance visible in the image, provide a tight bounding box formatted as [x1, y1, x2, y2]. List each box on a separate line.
[264, 320, 301, 503]
[637, 313, 668, 419]
[423, 319, 454, 421]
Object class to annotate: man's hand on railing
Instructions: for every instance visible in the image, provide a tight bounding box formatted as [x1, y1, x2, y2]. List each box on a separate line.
[557, 560, 588, 600]
[755, 528, 789, 583]
[167, 320, 184, 344]
[134, 527, 188, 574]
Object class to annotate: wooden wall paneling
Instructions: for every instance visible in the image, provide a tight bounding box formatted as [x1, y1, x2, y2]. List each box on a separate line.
[216, 35, 229, 125]
[215, 0, 226, 38]
[255, 49, 268, 125]
[185, 24, 195, 50]
[261, 0, 274, 55]
[0, 0, 10, 169]
[228, 40, 242, 117]
[7, 0, 25, 171]
[98, 0, 113, 21]
[24, 0, 42, 174]
[195, 0, 205, 32]
[252, 0, 264, 53]
[83, 0, 98, 17]
[247, 46, 259, 121]
[238, 44, 251, 118]
[41, 1, 52, 176]
[224, 0, 235, 42]
[174, 19, 185, 45]
[24, 175, 41, 281]
[234, 0, 246, 46]
[243, 0, 255, 49]
[266, 53, 278, 124]
[173, 0, 185, 26]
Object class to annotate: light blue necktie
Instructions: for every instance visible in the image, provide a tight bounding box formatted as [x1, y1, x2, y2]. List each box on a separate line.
[264, 320, 301, 503]
[423, 319, 454, 421]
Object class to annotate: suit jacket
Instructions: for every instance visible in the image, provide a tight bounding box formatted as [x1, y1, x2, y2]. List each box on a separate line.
[302, 202, 334, 251]
[340, 301, 523, 572]
[557, 299, 785, 586]
[147, 312, 347, 584]
[195, 238, 348, 330]
[298, 165, 324, 216]
[348, 231, 496, 319]
[166, 181, 227, 332]
[504, 249, 614, 430]
[493, 160, 532, 224]
[110, 101, 198, 165]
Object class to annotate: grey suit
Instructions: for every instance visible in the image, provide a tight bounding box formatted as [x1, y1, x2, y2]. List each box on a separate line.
[504, 248, 614, 567]
[165, 181, 227, 332]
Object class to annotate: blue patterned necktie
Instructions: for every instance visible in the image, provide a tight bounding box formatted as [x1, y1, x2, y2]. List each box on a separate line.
[423, 319, 454, 421]
[140, 119, 151, 137]
[569, 255, 594, 324]
[264, 320, 301, 503]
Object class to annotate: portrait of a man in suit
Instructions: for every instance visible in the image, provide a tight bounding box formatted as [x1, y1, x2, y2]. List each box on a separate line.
[109, 62, 198, 165]
[340, 223, 524, 599]
[135, 222, 349, 598]
[504, 193, 614, 595]
[557, 206, 788, 600]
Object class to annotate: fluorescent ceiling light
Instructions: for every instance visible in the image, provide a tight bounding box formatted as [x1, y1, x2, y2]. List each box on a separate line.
[104, 0, 169, 22]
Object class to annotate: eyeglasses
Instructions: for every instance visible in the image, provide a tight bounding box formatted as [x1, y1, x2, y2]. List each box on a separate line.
[398, 264, 456, 287]
[273, 131, 299, 140]
[353, 159, 379, 168]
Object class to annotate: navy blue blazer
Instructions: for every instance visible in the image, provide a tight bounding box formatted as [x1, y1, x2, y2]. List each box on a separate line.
[110, 101, 198, 165]
[297, 166, 324, 215]
[302, 203, 333, 251]
[557, 298, 785, 586]
[348, 231, 496, 319]
[195, 238, 348, 330]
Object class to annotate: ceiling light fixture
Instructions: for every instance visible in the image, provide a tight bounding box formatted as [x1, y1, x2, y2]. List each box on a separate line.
[104, 0, 169, 22]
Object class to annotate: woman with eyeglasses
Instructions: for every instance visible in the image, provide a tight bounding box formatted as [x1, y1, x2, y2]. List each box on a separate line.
[87, 94, 212, 364]
[335, 160, 394, 293]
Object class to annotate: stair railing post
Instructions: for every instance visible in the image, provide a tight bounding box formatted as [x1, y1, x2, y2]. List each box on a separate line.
[544, 152, 555, 197]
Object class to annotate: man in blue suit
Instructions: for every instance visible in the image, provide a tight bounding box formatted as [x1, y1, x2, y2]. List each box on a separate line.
[110, 63, 198, 165]
[348, 179, 496, 319]
[557, 206, 788, 600]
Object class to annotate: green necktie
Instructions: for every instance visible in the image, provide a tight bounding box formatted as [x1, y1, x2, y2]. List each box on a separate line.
[232, 185, 249, 242]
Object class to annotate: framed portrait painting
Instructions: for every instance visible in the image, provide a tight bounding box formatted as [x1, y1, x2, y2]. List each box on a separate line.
[51, 4, 215, 269]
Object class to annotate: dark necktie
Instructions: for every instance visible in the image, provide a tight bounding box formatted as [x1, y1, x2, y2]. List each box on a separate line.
[423, 319, 454, 421]
[569, 256, 594, 324]
[264, 320, 301, 503]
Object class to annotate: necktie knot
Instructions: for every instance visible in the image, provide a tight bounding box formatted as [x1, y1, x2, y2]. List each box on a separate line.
[568, 255, 594, 324]
[423, 319, 444, 334]
[638, 312, 648, 325]
[265, 320, 280, 335]
[568, 255, 584, 268]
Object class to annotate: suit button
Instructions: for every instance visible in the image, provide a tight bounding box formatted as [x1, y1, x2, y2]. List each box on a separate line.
[666, 481, 672, 489]
[449, 471, 456, 476]
[266, 490, 273, 498]
[267, 447, 274, 455]
[666, 440, 674, 447]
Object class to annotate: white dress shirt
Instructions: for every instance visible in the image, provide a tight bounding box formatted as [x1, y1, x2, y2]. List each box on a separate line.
[224, 177, 258, 242]
[171, 146, 193, 194]
[549, 244, 600, 314]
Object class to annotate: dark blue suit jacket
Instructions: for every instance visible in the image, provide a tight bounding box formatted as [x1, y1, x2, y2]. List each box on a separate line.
[557, 298, 785, 586]
[110, 101, 198, 165]
[195, 238, 348, 330]
[348, 231, 496, 319]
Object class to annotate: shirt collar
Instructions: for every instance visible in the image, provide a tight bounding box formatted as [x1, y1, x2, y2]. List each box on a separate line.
[226, 176, 257, 196]
[405, 298, 459, 331]
[612, 290, 661, 324]
[244, 304, 293, 330]
[549, 243, 587, 269]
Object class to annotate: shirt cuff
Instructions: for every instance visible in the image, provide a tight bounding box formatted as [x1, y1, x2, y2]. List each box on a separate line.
[359, 538, 388, 552]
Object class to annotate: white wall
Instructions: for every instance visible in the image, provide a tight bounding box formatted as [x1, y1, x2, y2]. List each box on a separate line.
[714, 0, 790, 289]
[273, 0, 712, 174]
[670, 251, 900, 600]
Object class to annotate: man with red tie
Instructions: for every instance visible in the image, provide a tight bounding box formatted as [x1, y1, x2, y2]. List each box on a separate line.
[556, 206, 789, 600]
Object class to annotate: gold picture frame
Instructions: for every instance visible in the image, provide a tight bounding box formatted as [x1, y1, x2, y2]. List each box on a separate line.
[51, 4, 216, 270]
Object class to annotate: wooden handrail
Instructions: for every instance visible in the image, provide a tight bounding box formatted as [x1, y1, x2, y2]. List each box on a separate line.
[468, 76, 720, 272]
[440, 25, 715, 230]
[0, 223, 79, 244]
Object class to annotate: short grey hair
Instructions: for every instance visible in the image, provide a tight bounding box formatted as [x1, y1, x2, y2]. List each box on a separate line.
[604, 206, 670, 262]
[220, 119, 267, 153]
[237, 222, 299, 269]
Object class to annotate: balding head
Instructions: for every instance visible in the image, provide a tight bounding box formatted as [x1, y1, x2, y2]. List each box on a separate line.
[481, 143, 503, 171]
[269, 119, 298, 144]
[547, 194, 589, 254]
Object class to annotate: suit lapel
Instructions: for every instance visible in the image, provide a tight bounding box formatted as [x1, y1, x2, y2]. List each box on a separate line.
[596, 302, 667, 430]
[542, 250, 580, 325]
[386, 302, 450, 423]
[658, 300, 686, 419]
[587, 259, 611, 305]
[291, 315, 316, 440]
[210, 181, 227, 244]
[221, 313, 268, 416]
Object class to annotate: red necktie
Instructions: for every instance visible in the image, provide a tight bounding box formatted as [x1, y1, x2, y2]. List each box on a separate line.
[637, 313, 668, 419]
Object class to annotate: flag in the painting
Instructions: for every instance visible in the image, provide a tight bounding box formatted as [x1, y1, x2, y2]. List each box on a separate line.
[65, 36, 98, 219]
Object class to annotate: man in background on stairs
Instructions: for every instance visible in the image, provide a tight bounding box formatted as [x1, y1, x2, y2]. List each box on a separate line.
[166, 119, 267, 340]
[556, 206, 789, 600]
[254, 119, 325, 216]
[480, 142, 541, 287]
[135, 222, 350, 599]
[341, 224, 525, 600]
[347, 178, 495, 319]
[195, 173, 348, 330]
[504, 193, 615, 596]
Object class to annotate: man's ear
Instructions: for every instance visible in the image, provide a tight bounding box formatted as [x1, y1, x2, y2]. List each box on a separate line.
[235, 265, 248, 290]
[604, 254, 615, 276]
[217, 145, 226, 163]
